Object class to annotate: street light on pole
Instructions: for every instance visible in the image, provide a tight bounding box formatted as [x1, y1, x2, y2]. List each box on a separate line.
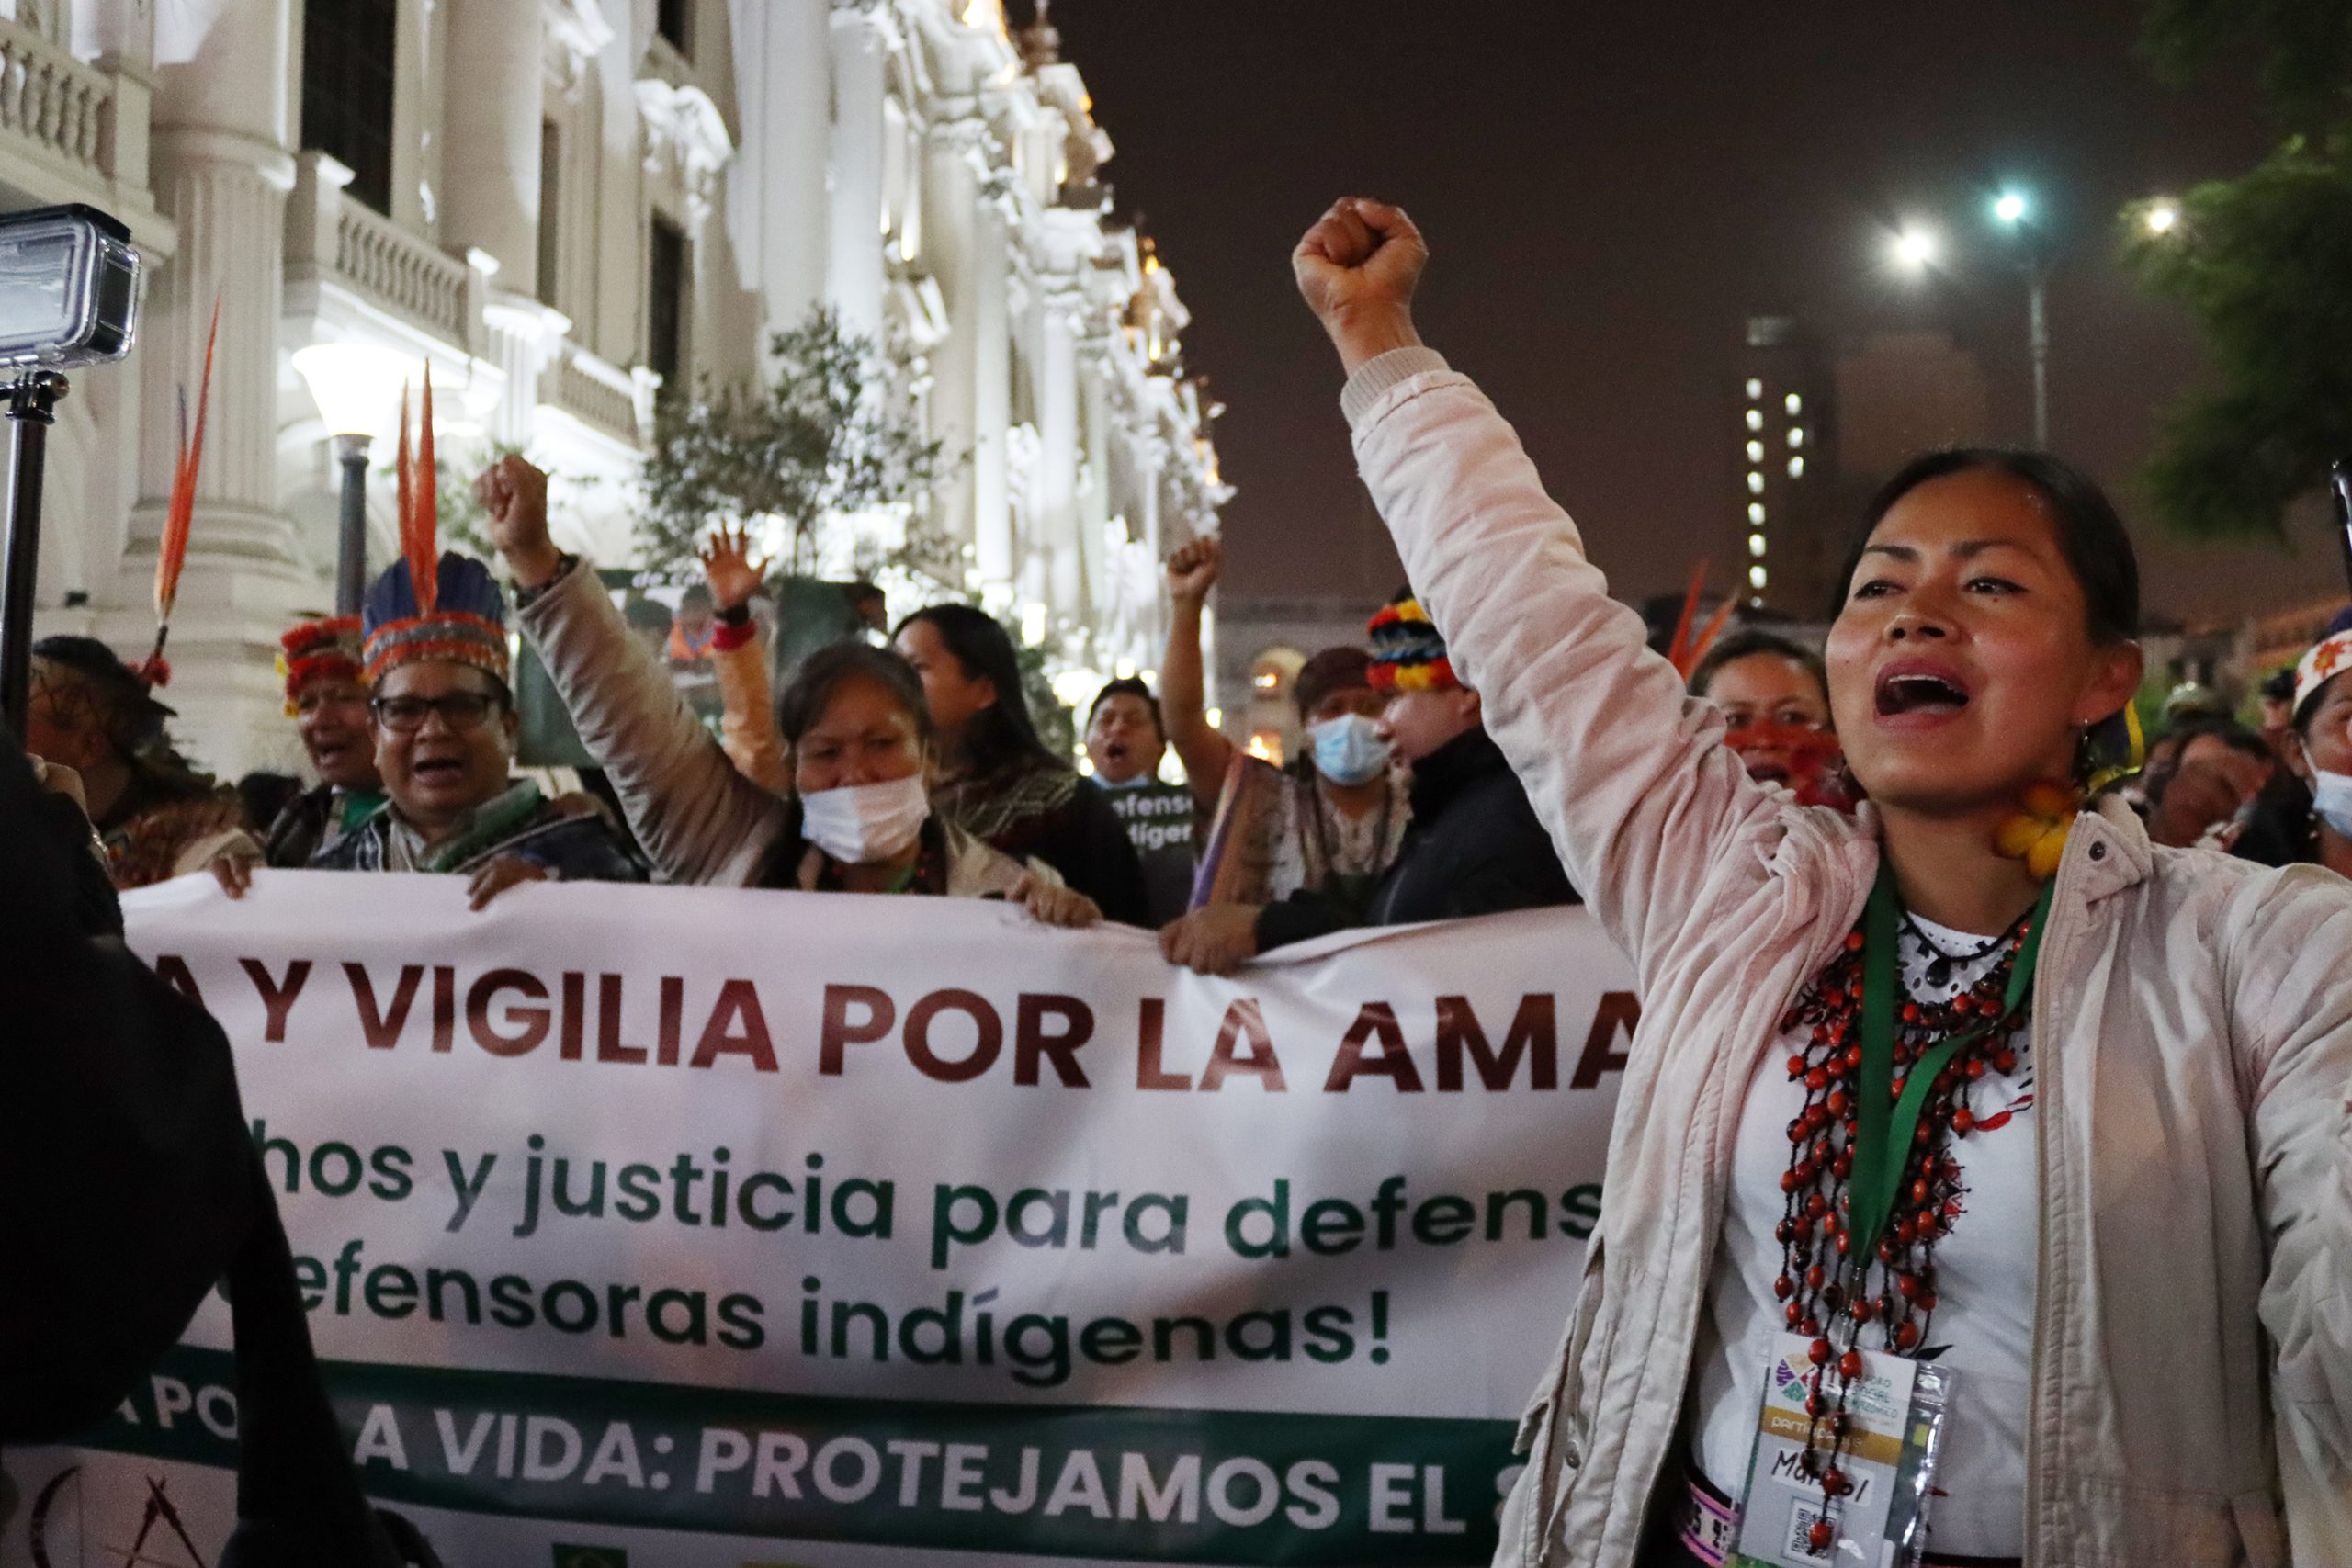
[1990, 188, 2052, 449]
[292, 344, 414, 615]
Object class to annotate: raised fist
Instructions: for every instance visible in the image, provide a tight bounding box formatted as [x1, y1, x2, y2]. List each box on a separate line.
[1292, 198, 1428, 372]
[473, 455, 560, 588]
[1165, 536, 1222, 605]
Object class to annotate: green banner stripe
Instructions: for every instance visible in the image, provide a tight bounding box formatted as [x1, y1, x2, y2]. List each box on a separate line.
[85, 1347, 1516, 1564]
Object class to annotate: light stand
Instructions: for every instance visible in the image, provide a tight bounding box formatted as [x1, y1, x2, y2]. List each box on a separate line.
[334, 432, 371, 615]
[0, 370, 70, 736]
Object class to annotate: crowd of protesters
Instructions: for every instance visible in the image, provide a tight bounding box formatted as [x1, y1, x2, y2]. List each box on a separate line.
[10, 192, 2352, 1568]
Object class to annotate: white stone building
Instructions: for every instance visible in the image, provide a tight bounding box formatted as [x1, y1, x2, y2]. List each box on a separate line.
[10, 0, 1227, 776]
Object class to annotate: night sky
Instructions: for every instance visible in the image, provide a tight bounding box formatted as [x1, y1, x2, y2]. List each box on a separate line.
[1053, 0, 2336, 626]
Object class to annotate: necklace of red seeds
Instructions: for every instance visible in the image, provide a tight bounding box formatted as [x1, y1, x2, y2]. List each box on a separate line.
[1770, 910, 2031, 1551]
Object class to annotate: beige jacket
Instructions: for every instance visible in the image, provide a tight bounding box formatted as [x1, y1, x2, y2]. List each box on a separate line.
[1341, 351, 2352, 1568]
[514, 558, 1053, 897]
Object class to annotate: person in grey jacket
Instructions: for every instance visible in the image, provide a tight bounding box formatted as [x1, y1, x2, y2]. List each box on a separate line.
[1295, 197, 2352, 1568]
[470, 456, 1097, 925]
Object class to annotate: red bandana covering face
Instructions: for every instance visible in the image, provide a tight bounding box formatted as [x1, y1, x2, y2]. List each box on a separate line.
[1724, 720, 1855, 811]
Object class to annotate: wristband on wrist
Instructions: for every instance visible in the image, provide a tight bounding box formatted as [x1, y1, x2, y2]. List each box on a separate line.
[716, 603, 752, 627]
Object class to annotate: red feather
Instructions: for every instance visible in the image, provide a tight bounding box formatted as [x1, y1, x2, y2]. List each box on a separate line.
[413, 365, 436, 615]
[1687, 593, 1737, 673]
[151, 295, 218, 633]
[1666, 558, 1710, 677]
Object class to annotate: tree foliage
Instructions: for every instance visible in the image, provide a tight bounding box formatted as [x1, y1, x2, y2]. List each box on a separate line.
[637, 309, 946, 580]
[2123, 0, 2352, 539]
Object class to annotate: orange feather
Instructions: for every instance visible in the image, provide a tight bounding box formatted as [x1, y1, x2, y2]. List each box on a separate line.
[1666, 558, 1710, 676]
[1686, 593, 1737, 674]
[152, 295, 218, 628]
[413, 365, 436, 615]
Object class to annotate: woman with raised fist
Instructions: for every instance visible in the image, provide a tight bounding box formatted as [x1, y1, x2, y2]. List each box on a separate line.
[1293, 197, 2351, 1568]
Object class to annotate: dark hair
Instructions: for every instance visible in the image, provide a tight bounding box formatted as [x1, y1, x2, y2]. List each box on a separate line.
[2166, 716, 2272, 768]
[2259, 668, 2298, 705]
[891, 604, 1057, 773]
[775, 641, 932, 750]
[1688, 627, 1828, 705]
[623, 595, 674, 634]
[1088, 676, 1163, 738]
[32, 635, 173, 754]
[679, 584, 715, 611]
[1293, 646, 1373, 720]
[1834, 449, 2141, 644]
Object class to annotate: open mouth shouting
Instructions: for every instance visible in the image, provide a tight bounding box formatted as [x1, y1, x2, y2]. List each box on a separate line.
[409, 751, 469, 791]
[1873, 659, 1973, 729]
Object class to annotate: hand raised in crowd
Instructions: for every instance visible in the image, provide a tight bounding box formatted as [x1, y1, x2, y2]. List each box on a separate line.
[699, 525, 769, 614]
[1159, 903, 1260, 976]
[468, 853, 555, 911]
[1165, 536, 1222, 607]
[473, 455, 561, 589]
[1010, 874, 1102, 930]
[1292, 197, 1428, 374]
[209, 844, 260, 900]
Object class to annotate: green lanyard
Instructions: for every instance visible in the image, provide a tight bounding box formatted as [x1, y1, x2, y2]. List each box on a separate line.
[1846, 865, 2053, 1287]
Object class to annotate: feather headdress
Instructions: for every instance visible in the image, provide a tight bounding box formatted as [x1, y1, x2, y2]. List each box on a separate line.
[139, 295, 220, 688]
[361, 367, 509, 685]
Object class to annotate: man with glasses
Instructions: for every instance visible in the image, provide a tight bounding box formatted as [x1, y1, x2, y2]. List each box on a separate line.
[315, 549, 643, 905]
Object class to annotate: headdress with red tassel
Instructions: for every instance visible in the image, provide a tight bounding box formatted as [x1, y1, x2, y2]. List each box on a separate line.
[360, 367, 510, 684]
[138, 295, 220, 690]
[277, 615, 364, 716]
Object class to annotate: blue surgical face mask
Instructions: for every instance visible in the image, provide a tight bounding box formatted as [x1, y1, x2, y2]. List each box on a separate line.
[1308, 713, 1389, 787]
[2312, 768, 2352, 840]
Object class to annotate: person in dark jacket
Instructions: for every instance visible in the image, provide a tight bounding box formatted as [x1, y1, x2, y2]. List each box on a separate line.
[1162, 593, 1575, 972]
[895, 603, 1151, 925]
[0, 721, 436, 1566]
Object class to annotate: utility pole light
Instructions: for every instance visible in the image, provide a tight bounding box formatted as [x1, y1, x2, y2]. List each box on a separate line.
[1891, 224, 1939, 272]
[292, 343, 414, 615]
[1989, 185, 2050, 449]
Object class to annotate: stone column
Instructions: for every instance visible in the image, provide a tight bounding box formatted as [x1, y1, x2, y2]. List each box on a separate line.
[730, 0, 830, 337]
[116, 0, 311, 776]
[922, 115, 984, 581]
[969, 190, 1012, 598]
[440, 0, 543, 280]
[1036, 288, 1081, 619]
[825, 6, 887, 344]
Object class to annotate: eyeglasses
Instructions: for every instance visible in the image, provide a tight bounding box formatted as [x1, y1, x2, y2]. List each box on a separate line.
[369, 692, 501, 733]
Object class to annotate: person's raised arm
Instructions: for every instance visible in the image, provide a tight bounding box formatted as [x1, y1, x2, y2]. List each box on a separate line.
[478, 457, 784, 885]
[1295, 198, 1782, 973]
[1160, 536, 1236, 808]
[700, 525, 789, 795]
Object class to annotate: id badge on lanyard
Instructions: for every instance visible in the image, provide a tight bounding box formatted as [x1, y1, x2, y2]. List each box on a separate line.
[1726, 1333, 1951, 1568]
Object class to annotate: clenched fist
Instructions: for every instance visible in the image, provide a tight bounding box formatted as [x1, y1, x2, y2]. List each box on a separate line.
[1165, 536, 1221, 607]
[1292, 197, 1428, 375]
[473, 455, 561, 589]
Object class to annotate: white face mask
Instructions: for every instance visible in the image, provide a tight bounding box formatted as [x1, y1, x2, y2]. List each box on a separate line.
[799, 773, 931, 864]
[2312, 768, 2352, 840]
[1308, 713, 1390, 787]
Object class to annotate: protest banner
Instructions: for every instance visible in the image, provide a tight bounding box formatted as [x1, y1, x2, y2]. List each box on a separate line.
[4, 873, 1634, 1568]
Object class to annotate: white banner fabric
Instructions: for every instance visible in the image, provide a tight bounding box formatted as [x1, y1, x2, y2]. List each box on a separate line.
[5, 871, 1635, 1568]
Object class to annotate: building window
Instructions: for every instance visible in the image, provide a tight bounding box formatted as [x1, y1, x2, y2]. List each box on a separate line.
[648, 216, 689, 398]
[657, 0, 691, 54]
[300, 0, 398, 214]
[536, 121, 561, 307]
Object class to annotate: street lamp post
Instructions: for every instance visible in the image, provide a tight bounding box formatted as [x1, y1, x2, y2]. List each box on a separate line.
[1992, 189, 2052, 449]
[291, 344, 415, 615]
